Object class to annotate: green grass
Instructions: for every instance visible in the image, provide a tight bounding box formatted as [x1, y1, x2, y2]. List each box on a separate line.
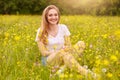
[0, 15, 120, 80]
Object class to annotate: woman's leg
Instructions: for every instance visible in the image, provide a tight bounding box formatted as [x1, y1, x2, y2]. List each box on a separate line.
[47, 52, 63, 66]
[47, 52, 64, 74]
[62, 52, 100, 79]
[73, 41, 86, 59]
[46, 41, 86, 74]
[47, 41, 100, 79]
[62, 52, 88, 75]
[71, 41, 100, 79]
[47, 50, 88, 76]
[46, 41, 85, 66]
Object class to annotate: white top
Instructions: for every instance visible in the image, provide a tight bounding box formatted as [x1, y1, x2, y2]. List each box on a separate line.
[35, 24, 71, 52]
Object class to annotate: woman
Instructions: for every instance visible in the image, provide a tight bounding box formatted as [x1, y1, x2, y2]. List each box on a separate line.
[35, 5, 99, 79]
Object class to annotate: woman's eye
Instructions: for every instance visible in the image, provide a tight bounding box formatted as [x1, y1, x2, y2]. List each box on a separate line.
[48, 14, 52, 17]
[54, 14, 58, 16]
[48, 13, 58, 17]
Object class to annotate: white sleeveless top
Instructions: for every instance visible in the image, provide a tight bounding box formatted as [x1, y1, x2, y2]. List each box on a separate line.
[35, 24, 71, 52]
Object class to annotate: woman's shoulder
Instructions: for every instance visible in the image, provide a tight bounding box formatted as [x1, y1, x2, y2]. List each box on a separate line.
[58, 24, 67, 27]
[58, 24, 68, 29]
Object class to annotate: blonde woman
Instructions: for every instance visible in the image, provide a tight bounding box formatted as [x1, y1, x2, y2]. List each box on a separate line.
[35, 5, 99, 79]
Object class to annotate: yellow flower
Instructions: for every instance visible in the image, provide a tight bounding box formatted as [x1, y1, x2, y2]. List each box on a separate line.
[74, 44, 79, 50]
[115, 50, 119, 55]
[114, 30, 120, 39]
[77, 74, 83, 79]
[59, 74, 64, 79]
[4, 32, 10, 37]
[69, 73, 73, 78]
[3, 41, 7, 46]
[102, 34, 108, 39]
[118, 73, 120, 77]
[93, 68, 100, 73]
[53, 44, 57, 50]
[64, 74, 68, 78]
[103, 59, 109, 66]
[14, 36, 20, 41]
[78, 58, 81, 61]
[17, 61, 20, 66]
[17, 61, 20, 65]
[95, 59, 101, 66]
[110, 55, 118, 62]
[106, 72, 113, 78]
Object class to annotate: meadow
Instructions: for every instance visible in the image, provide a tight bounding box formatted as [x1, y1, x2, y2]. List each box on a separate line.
[0, 15, 120, 80]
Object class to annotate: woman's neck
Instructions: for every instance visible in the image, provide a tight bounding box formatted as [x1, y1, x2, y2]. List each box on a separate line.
[47, 24, 59, 37]
[49, 24, 58, 31]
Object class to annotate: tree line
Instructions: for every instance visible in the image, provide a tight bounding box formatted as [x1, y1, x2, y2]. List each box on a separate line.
[0, 0, 120, 16]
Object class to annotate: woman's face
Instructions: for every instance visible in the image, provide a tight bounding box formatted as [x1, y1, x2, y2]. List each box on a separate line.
[47, 9, 59, 25]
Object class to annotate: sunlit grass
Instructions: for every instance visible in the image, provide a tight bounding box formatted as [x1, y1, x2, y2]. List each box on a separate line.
[0, 15, 120, 80]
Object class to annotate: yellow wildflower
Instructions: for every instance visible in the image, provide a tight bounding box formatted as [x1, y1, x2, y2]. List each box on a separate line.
[78, 58, 81, 61]
[103, 59, 109, 66]
[102, 34, 108, 39]
[14, 36, 20, 41]
[118, 73, 120, 77]
[3, 41, 7, 46]
[95, 59, 101, 66]
[77, 74, 83, 79]
[115, 50, 119, 55]
[110, 55, 118, 62]
[114, 30, 120, 39]
[69, 73, 73, 78]
[53, 44, 57, 50]
[17, 61, 20, 66]
[59, 74, 64, 79]
[93, 68, 100, 73]
[64, 74, 68, 78]
[4, 32, 10, 37]
[106, 72, 113, 78]
[74, 44, 79, 50]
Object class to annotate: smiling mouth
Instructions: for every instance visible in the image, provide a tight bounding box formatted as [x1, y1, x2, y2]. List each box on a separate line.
[51, 20, 57, 22]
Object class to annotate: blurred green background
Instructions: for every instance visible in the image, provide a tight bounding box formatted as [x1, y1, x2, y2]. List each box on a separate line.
[0, 0, 120, 16]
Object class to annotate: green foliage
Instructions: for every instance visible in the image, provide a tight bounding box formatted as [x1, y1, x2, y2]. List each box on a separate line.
[0, 0, 120, 15]
[55, 0, 120, 16]
[0, 0, 49, 14]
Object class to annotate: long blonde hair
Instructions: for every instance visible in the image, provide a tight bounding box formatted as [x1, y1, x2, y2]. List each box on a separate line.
[39, 5, 60, 45]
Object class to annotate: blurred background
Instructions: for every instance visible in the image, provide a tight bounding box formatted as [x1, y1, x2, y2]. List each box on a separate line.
[0, 1, 120, 80]
[0, 0, 120, 16]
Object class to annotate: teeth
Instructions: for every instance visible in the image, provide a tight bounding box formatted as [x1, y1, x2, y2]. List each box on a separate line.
[51, 21, 57, 22]
[52, 20, 56, 21]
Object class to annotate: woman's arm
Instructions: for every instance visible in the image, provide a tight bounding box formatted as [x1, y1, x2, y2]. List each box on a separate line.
[64, 36, 71, 46]
[37, 41, 52, 57]
[63, 36, 72, 51]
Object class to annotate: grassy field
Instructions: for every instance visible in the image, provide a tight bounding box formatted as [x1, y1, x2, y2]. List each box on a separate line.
[0, 15, 120, 80]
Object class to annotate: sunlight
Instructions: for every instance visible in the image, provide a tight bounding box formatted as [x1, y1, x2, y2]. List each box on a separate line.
[59, 0, 104, 8]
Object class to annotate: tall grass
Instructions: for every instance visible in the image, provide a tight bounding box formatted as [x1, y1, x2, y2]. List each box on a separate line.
[0, 15, 120, 80]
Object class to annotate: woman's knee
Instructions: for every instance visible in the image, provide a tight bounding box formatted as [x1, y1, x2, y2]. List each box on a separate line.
[75, 41, 86, 49]
[77, 41, 85, 48]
